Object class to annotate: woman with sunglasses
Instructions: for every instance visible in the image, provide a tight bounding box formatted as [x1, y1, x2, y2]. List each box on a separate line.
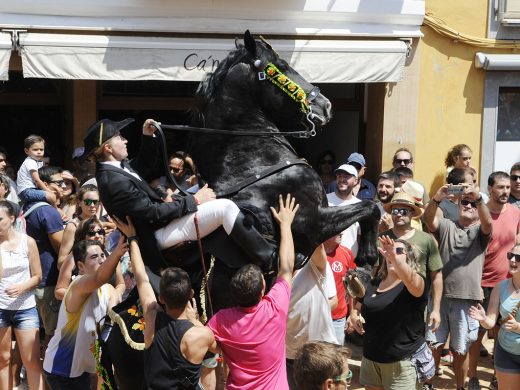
[55, 217, 125, 300]
[57, 185, 102, 269]
[59, 170, 79, 222]
[352, 236, 431, 390]
[315, 150, 336, 188]
[469, 243, 520, 390]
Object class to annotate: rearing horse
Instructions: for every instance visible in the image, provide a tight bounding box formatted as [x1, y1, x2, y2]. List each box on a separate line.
[187, 30, 380, 265]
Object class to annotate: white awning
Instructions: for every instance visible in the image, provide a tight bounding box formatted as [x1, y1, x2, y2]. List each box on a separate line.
[19, 33, 408, 83]
[0, 32, 13, 80]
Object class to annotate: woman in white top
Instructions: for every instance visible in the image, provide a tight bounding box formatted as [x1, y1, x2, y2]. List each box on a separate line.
[0, 200, 43, 389]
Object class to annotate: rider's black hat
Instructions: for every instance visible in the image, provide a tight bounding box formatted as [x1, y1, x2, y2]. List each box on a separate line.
[82, 118, 134, 160]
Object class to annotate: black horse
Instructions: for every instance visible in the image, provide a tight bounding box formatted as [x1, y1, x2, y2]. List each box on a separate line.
[102, 31, 380, 389]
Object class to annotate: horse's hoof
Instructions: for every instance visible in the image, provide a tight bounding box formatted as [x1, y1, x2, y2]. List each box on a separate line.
[293, 253, 309, 270]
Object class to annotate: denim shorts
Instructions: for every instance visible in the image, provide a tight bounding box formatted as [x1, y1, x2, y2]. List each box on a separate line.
[0, 306, 40, 330]
[495, 341, 520, 374]
[426, 297, 479, 355]
[19, 188, 47, 203]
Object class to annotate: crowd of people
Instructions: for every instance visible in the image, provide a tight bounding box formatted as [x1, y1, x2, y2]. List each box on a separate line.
[0, 120, 518, 390]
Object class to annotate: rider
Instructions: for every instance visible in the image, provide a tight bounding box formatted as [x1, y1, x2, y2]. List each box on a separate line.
[81, 118, 285, 278]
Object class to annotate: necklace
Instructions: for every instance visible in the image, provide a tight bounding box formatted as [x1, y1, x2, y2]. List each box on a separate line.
[512, 279, 520, 294]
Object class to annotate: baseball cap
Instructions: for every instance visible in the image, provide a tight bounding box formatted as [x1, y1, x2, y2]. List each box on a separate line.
[334, 164, 358, 178]
[347, 153, 366, 167]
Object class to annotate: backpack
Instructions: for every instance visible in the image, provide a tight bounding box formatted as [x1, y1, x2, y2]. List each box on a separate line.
[14, 202, 49, 233]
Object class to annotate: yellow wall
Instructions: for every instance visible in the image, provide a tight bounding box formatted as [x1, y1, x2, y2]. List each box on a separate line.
[414, 1, 489, 195]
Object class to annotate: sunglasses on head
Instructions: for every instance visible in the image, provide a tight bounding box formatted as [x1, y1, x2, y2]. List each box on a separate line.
[391, 208, 411, 216]
[460, 199, 477, 208]
[395, 247, 406, 255]
[511, 175, 520, 181]
[395, 158, 411, 165]
[507, 252, 520, 261]
[86, 228, 105, 237]
[83, 199, 100, 206]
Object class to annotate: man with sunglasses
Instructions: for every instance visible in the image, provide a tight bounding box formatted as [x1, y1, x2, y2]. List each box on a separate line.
[379, 192, 444, 336]
[22, 165, 66, 350]
[391, 148, 429, 205]
[509, 162, 520, 209]
[467, 171, 520, 389]
[423, 183, 493, 390]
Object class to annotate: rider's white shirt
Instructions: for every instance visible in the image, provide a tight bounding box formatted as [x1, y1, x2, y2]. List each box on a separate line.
[100, 161, 141, 181]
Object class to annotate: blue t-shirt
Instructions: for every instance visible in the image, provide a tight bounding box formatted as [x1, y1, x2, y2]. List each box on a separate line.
[24, 203, 64, 287]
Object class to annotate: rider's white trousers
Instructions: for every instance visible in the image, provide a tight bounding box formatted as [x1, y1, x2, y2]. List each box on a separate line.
[154, 198, 240, 250]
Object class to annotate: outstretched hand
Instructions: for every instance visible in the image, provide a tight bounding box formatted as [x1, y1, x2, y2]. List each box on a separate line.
[112, 215, 137, 238]
[469, 303, 487, 322]
[270, 194, 299, 227]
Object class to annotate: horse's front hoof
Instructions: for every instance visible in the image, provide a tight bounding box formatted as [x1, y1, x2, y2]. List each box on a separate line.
[293, 253, 309, 270]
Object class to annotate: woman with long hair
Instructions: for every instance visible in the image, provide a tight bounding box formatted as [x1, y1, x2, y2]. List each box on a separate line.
[0, 200, 43, 389]
[352, 236, 431, 390]
[59, 170, 79, 222]
[445, 144, 472, 171]
[315, 150, 336, 188]
[469, 243, 520, 390]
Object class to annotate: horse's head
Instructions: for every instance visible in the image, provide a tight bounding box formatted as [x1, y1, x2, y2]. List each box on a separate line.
[194, 31, 332, 132]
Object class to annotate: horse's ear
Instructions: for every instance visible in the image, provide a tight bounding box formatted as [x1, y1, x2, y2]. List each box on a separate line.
[244, 30, 257, 57]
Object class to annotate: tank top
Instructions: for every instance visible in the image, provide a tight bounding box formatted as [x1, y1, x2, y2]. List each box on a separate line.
[0, 233, 36, 310]
[144, 311, 202, 390]
[498, 280, 520, 355]
[43, 277, 110, 378]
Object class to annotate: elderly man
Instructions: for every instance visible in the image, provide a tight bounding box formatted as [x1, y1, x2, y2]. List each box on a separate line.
[82, 118, 295, 276]
[423, 183, 493, 390]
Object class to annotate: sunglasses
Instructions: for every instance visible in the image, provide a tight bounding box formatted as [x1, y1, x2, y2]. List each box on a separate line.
[511, 175, 520, 182]
[460, 199, 477, 208]
[83, 199, 100, 206]
[391, 208, 411, 216]
[320, 159, 334, 165]
[507, 252, 520, 261]
[50, 179, 65, 186]
[86, 229, 105, 237]
[395, 158, 411, 165]
[333, 370, 352, 385]
[395, 247, 406, 255]
[170, 167, 183, 174]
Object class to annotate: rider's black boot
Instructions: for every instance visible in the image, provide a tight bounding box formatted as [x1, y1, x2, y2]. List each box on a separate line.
[228, 213, 308, 273]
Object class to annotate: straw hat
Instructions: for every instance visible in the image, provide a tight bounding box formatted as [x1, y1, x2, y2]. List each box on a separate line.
[383, 192, 423, 218]
[401, 180, 424, 206]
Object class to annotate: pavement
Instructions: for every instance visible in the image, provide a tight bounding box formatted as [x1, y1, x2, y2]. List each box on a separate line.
[344, 334, 496, 390]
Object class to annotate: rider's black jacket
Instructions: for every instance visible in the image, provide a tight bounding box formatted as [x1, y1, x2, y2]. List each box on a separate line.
[96, 134, 198, 274]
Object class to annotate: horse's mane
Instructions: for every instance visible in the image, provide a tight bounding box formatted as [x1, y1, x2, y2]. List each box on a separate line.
[191, 44, 252, 125]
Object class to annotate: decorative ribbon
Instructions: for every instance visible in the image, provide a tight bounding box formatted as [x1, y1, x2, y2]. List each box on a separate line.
[263, 62, 310, 114]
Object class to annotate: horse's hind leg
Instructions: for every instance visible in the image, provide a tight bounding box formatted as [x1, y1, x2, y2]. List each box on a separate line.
[316, 200, 381, 266]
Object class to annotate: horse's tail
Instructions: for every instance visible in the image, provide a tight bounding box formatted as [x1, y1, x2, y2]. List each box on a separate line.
[317, 200, 380, 266]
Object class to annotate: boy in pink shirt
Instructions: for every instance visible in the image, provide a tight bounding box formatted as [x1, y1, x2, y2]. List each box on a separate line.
[207, 194, 299, 390]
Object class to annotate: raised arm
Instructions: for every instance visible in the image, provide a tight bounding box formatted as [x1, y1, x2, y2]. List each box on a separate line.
[57, 222, 77, 270]
[424, 185, 449, 233]
[378, 235, 425, 297]
[270, 194, 299, 285]
[464, 186, 492, 236]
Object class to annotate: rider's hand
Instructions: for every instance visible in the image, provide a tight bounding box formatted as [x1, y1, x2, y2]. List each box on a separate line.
[194, 184, 216, 204]
[142, 119, 157, 136]
[270, 194, 299, 227]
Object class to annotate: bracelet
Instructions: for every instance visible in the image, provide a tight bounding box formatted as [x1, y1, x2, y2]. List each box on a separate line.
[431, 197, 442, 205]
[127, 235, 139, 243]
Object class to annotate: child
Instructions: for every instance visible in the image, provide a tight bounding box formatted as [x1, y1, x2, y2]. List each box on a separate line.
[16, 135, 57, 206]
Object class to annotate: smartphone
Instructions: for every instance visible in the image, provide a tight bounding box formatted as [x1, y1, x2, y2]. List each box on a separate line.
[447, 185, 465, 195]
